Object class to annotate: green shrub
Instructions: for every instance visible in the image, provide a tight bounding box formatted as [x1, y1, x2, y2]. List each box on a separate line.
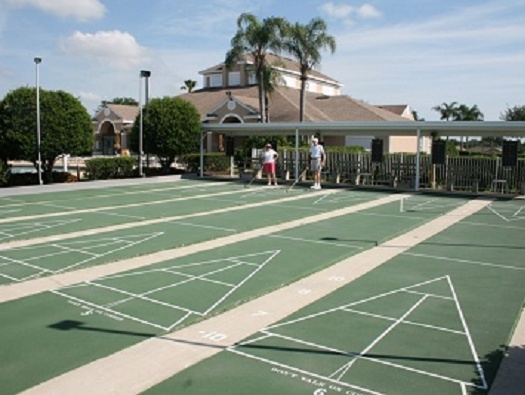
[179, 153, 230, 173]
[0, 161, 10, 186]
[85, 157, 136, 180]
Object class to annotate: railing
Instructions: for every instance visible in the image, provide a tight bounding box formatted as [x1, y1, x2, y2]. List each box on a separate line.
[255, 150, 525, 194]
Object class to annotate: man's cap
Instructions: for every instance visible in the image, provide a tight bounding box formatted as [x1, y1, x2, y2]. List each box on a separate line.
[266, 143, 272, 147]
[312, 138, 318, 143]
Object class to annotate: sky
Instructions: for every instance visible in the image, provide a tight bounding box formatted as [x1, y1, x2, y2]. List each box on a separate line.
[0, 0, 524, 121]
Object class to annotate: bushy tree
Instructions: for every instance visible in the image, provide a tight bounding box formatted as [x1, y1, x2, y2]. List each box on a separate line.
[0, 87, 92, 182]
[501, 105, 525, 121]
[130, 97, 201, 172]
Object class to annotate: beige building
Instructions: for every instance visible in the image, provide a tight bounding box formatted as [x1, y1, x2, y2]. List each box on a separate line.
[92, 104, 139, 156]
[91, 53, 430, 155]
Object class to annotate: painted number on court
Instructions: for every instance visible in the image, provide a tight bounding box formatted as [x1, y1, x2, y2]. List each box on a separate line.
[252, 310, 268, 316]
[200, 331, 228, 342]
[329, 276, 345, 282]
[298, 289, 312, 295]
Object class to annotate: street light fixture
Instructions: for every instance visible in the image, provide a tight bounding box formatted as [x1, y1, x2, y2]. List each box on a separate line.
[139, 70, 151, 177]
[34, 57, 43, 185]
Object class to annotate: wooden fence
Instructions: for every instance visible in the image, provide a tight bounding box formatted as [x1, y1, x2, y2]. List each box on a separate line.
[274, 150, 525, 194]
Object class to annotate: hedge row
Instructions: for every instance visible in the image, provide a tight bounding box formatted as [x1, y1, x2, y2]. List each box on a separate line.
[1, 171, 78, 187]
[179, 153, 231, 173]
[84, 157, 136, 180]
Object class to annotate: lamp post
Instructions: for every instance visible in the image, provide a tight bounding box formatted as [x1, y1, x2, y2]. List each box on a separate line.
[34, 57, 43, 185]
[139, 70, 151, 177]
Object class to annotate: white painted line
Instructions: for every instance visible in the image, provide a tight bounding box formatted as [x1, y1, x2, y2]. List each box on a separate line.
[333, 295, 428, 378]
[227, 347, 385, 395]
[446, 276, 488, 390]
[403, 252, 525, 272]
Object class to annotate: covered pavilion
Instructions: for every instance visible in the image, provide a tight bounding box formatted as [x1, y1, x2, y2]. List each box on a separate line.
[200, 121, 525, 191]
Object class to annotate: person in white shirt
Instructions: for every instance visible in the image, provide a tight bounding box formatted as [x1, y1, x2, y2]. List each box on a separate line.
[261, 143, 279, 186]
[309, 138, 325, 189]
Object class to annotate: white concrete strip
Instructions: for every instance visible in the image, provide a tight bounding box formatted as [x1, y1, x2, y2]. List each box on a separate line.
[489, 307, 525, 395]
[0, 189, 334, 251]
[0, 193, 401, 304]
[20, 199, 491, 395]
[0, 175, 191, 197]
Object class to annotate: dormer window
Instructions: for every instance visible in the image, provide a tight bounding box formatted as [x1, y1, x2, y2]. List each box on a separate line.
[209, 74, 222, 88]
[228, 72, 240, 86]
[248, 71, 257, 85]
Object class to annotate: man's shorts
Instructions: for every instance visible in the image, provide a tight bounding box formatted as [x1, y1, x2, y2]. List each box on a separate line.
[310, 158, 322, 172]
[263, 162, 276, 174]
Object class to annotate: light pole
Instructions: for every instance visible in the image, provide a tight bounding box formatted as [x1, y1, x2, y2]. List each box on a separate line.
[34, 57, 43, 185]
[139, 70, 151, 177]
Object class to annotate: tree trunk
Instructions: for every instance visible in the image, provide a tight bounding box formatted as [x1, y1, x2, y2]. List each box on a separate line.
[257, 71, 266, 123]
[299, 78, 306, 122]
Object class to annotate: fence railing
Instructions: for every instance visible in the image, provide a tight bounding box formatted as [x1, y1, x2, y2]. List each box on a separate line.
[260, 150, 525, 193]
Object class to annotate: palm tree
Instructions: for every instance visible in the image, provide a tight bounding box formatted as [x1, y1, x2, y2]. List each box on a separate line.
[225, 13, 286, 123]
[453, 104, 484, 150]
[282, 18, 336, 122]
[453, 104, 484, 121]
[432, 101, 459, 121]
[262, 60, 285, 122]
[180, 80, 197, 92]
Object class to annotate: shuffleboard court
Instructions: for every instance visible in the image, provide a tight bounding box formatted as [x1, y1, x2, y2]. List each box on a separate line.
[0, 180, 229, 219]
[0, 193, 469, 394]
[139, 198, 525, 395]
[0, 190, 403, 285]
[1, 179, 522, 395]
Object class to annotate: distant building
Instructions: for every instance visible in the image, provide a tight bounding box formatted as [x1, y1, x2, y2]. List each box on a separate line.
[92, 104, 139, 156]
[92, 53, 429, 155]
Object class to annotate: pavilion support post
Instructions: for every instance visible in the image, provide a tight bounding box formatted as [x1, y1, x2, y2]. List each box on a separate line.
[415, 129, 421, 191]
[294, 128, 299, 180]
[199, 131, 204, 178]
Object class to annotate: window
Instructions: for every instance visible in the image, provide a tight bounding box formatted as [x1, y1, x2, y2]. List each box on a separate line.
[248, 71, 257, 85]
[322, 85, 334, 96]
[228, 72, 240, 86]
[210, 74, 223, 87]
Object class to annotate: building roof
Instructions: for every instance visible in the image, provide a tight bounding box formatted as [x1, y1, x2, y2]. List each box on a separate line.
[257, 53, 341, 86]
[199, 52, 341, 87]
[99, 104, 139, 122]
[202, 120, 525, 138]
[180, 86, 407, 123]
[375, 105, 411, 116]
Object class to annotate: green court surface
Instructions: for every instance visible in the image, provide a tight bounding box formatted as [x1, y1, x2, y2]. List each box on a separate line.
[0, 179, 523, 395]
[142, 199, 525, 395]
[0, 187, 422, 285]
[0, 181, 224, 218]
[0, 183, 386, 243]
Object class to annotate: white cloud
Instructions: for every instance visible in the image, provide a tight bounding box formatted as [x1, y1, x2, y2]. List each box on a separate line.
[78, 91, 101, 103]
[6, 0, 105, 21]
[322, 1, 525, 120]
[320, 2, 353, 19]
[59, 30, 150, 70]
[356, 4, 381, 19]
[320, 2, 381, 21]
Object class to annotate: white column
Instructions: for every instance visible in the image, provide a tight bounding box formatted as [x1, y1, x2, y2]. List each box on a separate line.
[415, 129, 421, 191]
